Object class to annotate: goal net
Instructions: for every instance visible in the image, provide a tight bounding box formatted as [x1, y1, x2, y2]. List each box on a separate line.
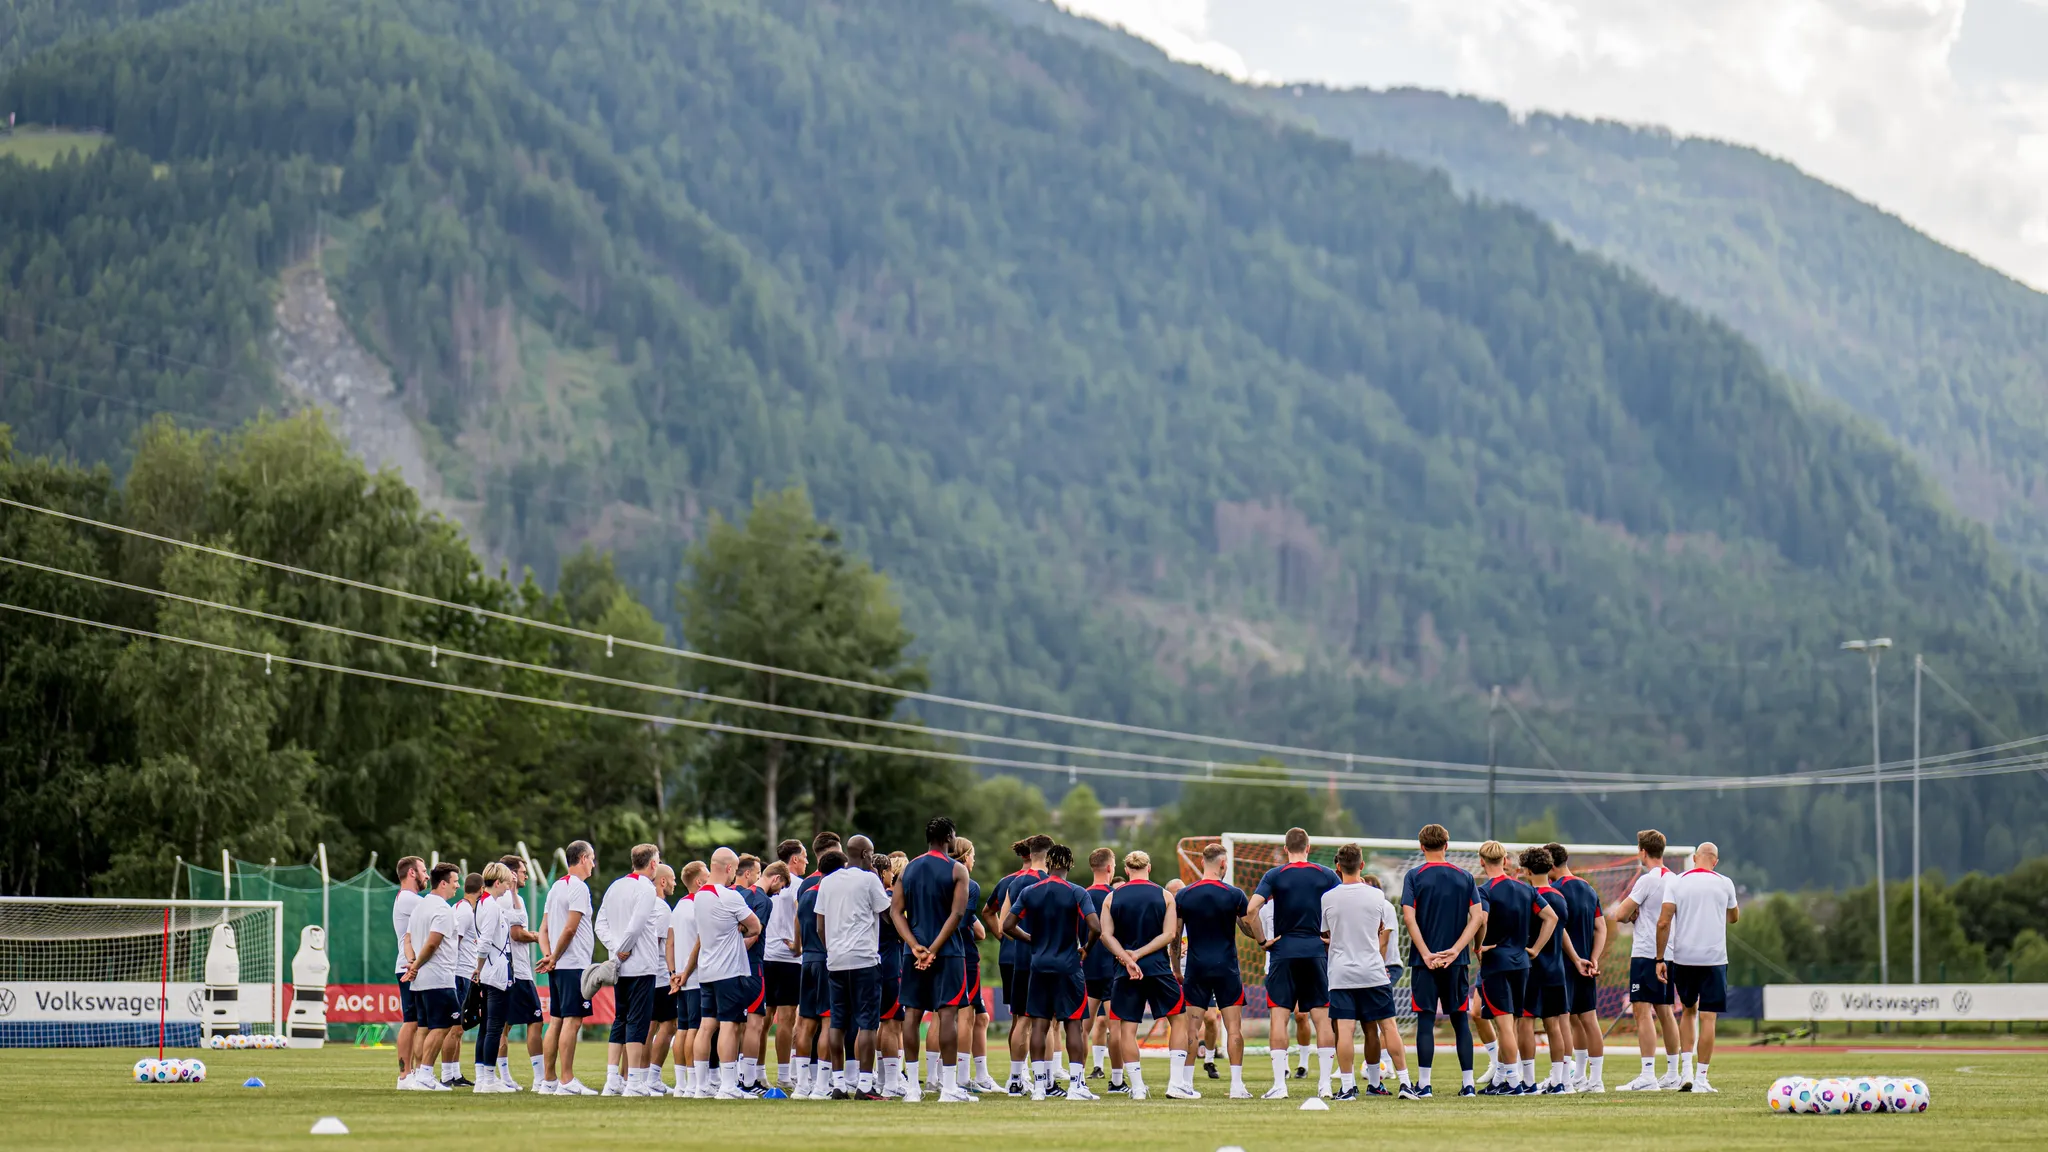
[1175, 833, 1694, 1026]
[0, 898, 284, 1047]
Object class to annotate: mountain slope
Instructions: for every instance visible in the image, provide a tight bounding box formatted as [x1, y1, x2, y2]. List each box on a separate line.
[4, 0, 2047, 884]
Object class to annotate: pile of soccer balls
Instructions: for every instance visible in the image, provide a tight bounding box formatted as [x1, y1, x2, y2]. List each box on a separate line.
[133, 1058, 208, 1084]
[206, 1033, 287, 1049]
[1767, 1075, 1930, 1114]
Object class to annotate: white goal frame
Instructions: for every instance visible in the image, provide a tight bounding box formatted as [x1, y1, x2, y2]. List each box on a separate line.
[0, 897, 286, 1046]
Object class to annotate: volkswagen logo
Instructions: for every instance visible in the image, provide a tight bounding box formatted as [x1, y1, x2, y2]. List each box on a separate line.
[186, 988, 205, 1016]
[0, 987, 15, 1017]
[1953, 989, 1973, 1014]
[1808, 989, 1829, 1014]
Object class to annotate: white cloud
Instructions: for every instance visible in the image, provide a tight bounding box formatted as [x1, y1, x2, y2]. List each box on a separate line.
[1055, 0, 2048, 291]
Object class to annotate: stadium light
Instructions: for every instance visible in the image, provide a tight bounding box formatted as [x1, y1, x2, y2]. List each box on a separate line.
[1841, 637, 1892, 985]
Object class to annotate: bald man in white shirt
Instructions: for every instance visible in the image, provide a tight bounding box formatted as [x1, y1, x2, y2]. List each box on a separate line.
[1656, 842, 1738, 1094]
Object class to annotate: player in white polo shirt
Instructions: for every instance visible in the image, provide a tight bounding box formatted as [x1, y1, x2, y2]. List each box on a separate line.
[667, 860, 709, 1095]
[1656, 841, 1737, 1093]
[540, 840, 597, 1094]
[595, 844, 663, 1095]
[399, 863, 463, 1090]
[391, 856, 427, 1088]
[692, 847, 764, 1099]
[1614, 829, 1684, 1090]
[440, 872, 481, 1086]
[1321, 844, 1413, 1100]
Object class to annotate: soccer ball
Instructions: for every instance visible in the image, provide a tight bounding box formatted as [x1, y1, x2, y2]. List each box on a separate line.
[230, 1034, 248, 1049]
[1789, 1078, 1822, 1113]
[1812, 1078, 1852, 1114]
[134, 1059, 157, 1083]
[206, 1034, 224, 1050]
[1768, 1076, 1809, 1112]
[1848, 1077, 1883, 1113]
[1901, 1078, 1930, 1112]
[150, 1058, 179, 1083]
[182, 1059, 207, 1082]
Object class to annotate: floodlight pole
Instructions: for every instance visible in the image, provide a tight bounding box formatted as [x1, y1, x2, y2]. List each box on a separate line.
[1912, 654, 1922, 984]
[1486, 685, 1500, 840]
[1841, 638, 1890, 984]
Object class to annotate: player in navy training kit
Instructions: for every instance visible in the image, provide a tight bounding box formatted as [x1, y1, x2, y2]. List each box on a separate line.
[1100, 850, 1191, 1100]
[1174, 843, 1254, 1098]
[890, 817, 976, 1103]
[1520, 847, 1578, 1093]
[985, 834, 1051, 1093]
[1474, 838, 1546, 1094]
[1400, 823, 1485, 1097]
[950, 837, 996, 1093]
[1546, 842, 1608, 1092]
[734, 855, 775, 1091]
[1245, 827, 1339, 1099]
[1081, 848, 1120, 1084]
[791, 831, 840, 1099]
[1000, 844, 1102, 1102]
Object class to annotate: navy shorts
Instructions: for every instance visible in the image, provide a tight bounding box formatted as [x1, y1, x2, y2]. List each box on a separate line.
[965, 958, 985, 1013]
[1628, 957, 1673, 1006]
[548, 969, 593, 1018]
[1668, 963, 1727, 1013]
[742, 964, 768, 1017]
[1565, 972, 1599, 1016]
[828, 966, 883, 1032]
[1329, 984, 1396, 1024]
[1265, 956, 1328, 1013]
[454, 977, 472, 1017]
[1007, 964, 1035, 1015]
[1478, 967, 1526, 1019]
[878, 954, 903, 1022]
[1110, 973, 1185, 1023]
[999, 963, 1018, 1011]
[415, 985, 462, 1029]
[678, 987, 701, 1029]
[1023, 968, 1086, 1021]
[1525, 979, 1569, 1019]
[703, 975, 752, 1025]
[900, 952, 971, 1011]
[765, 961, 802, 1009]
[1085, 976, 1115, 1003]
[399, 978, 417, 1024]
[1407, 964, 1470, 1015]
[651, 985, 678, 1023]
[508, 978, 544, 1025]
[1184, 969, 1246, 1010]
[799, 959, 833, 1020]
[609, 973, 655, 1044]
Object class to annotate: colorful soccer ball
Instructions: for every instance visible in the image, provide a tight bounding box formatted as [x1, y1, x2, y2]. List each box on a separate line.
[181, 1058, 207, 1082]
[1812, 1078, 1851, 1114]
[134, 1059, 157, 1083]
[1789, 1079, 1822, 1113]
[1901, 1078, 1930, 1112]
[1768, 1076, 1809, 1112]
[150, 1058, 178, 1082]
[1848, 1077, 1883, 1113]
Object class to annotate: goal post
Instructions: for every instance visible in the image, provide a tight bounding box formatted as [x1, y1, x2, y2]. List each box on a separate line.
[1177, 833, 1694, 1026]
[0, 898, 284, 1047]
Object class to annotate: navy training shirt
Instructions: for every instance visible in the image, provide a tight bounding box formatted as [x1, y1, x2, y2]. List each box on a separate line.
[955, 878, 982, 959]
[1253, 861, 1339, 961]
[1531, 886, 1569, 987]
[796, 874, 827, 961]
[1104, 880, 1173, 977]
[1017, 875, 1089, 974]
[1082, 884, 1117, 980]
[1477, 873, 1537, 973]
[986, 868, 1041, 967]
[1175, 877, 1250, 977]
[1401, 860, 1480, 967]
[742, 885, 773, 968]
[899, 851, 966, 958]
[1555, 875, 1602, 968]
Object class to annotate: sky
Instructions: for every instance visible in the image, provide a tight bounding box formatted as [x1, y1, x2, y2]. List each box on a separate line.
[1052, 0, 2048, 292]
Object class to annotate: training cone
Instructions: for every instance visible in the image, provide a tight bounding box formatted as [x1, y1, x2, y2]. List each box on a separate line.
[310, 1118, 349, 1135]
[242, 1077, 266, 1088]
[1299, 1097, 1329, 1111]
[1217, 1147, 1247, 1152]
[761, 1087, 788, 1099]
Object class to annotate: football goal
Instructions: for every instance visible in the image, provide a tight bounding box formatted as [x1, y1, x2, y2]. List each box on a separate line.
[1175, 832, 1694, 1025]
[0, 897, 284, 1047]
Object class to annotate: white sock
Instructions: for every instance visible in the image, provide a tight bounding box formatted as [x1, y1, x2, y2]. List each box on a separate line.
[1588, 1055, 1603, 1082]
[1418, 1067, 1432, 1089]
[1317, 1046, 1335, 1086]
[956, 1053, 971, 1085]
[530, 1054, 544, 1080]
[1520, 1058, 1535, 1085]
[1364, 1064, 1380, 1088]
[926, 1051, 940, 1084]
[606, 1062, 621, 1085]
[1031, 1060, 1048, 1085]
[777, 1061, 789, 1087]
[1271, 1050, 1289, 1085]
[1230, 1064, 1245, 1091]
[719, 1062, 737, 1092]
[857, 1069, 874, 1093]
[475, 1062, 492, 1083]
[941, 1064, 958, 1091]
[1642, 1055, 1656, 1076]
[437, 1061, 454, 1079]
[1340, 1071, 1356, 1091]
[496, 1056, 511, 1081]
[693, 1059, 710, 1090]
[792, 1057, 809, 1090]
[1572, 1049, 1587, 1079]
[1461, 1068, 1474, 1088]
[1500, 1062, 1518, 1087]
[841, 1058, 856, 1088]
[1069, 1061, 1085, 1088]
[738, 1056, 757, 1086]
[974, 1056, 989, 1080]
[1697, 1061, 1709, 1079]
[881, 1057, 900, 1091]
[1482, 1040, 1498, 1069]
[1110, 1065, 1125, 1086]
[1681, 1051, 1695, 1080]
[1165, 1049, 1184, 1091]
[1398, 1067, 1411, 1086]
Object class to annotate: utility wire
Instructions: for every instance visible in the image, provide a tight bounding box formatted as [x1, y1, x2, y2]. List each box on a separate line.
[1496, 694, 1630, 842]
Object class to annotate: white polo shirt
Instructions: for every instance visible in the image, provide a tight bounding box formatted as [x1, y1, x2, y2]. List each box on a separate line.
[545, 875, 595, 970]
[596, 872, 662, 978]
[406, 893, 458, 991]
[764, 885, 800, 964]
[1320, 882, 1393, 990]
[507, 891, 535, 981]
[1661, 868, 1738, 967]
[1259, 903, 1275, 975]
[693, 883, 756, 983]
[451, 896, 479, 978]
[1626, 866, 1674, 960]
[474, 891, 514, 989]
[670, 891, 703, 989]
[815, 868, 891, 972]
[393, 887, 421, 976]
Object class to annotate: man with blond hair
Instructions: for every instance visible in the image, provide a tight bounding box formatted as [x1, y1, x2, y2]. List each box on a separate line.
[1657, 841, 1736, 1093]
[1174, 843, 1252, 1097]
[1614, 829, 1683, 1090]
[1474, 840, 1551, 1095]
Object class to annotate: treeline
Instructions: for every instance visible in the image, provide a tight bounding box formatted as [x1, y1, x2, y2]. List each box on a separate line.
[1731, 856, 2048, 984]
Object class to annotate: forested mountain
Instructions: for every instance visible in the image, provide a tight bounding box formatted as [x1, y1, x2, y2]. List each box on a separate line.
[4, 0, 2047, 889]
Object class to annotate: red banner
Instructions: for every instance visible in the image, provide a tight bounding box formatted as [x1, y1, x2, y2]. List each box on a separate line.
[322, 983, 615, 1024]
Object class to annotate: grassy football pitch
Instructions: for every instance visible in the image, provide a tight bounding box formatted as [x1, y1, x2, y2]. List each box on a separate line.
[5, 1044, 2045, 1151]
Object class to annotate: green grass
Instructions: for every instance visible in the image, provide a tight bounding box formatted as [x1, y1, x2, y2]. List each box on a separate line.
[0, 128, 109, 167]
[5, 1046, 2044, 1150]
